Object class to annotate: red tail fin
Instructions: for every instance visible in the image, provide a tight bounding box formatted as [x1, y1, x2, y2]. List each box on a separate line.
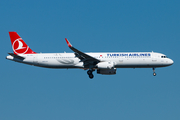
[9, 32, 36, 55]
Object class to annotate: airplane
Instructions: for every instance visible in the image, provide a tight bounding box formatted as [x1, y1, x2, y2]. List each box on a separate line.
[6, 32, 174, 79]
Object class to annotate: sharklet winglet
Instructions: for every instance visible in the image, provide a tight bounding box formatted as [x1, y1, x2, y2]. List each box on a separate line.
[65, 38, 72, 47]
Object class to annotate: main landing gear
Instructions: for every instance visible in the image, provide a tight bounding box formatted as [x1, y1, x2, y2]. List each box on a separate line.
[153, 68, 156, 76]
[87, 69, 94, 79]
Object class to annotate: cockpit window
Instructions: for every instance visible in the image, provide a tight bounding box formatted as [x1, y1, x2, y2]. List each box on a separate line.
[161, 56, 168, 58]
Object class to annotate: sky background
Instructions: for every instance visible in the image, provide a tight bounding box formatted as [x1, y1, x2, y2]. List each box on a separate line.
[1, 0, 180, 120]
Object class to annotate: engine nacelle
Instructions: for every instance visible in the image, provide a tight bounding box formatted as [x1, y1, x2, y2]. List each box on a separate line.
[96, 61, 115, 69]
[97, 68, 116, 75]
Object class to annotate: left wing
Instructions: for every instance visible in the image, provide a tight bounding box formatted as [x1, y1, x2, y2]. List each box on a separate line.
[65, 38, 100, 67]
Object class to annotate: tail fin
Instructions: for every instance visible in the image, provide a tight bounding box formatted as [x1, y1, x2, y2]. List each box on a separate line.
[9, 32, 36, 55]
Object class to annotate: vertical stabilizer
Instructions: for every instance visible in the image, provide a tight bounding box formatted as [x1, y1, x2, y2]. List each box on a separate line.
[9, 32, 36, 55]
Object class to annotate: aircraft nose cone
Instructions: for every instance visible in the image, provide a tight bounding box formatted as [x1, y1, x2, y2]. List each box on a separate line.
[169, 59, 174, 65]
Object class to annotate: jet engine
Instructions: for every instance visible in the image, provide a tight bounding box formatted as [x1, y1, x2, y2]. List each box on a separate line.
[97, 68, 116, 75]
[96, 61, 115, 69]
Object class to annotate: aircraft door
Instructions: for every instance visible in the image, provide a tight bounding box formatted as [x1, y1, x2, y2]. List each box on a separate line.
[33, 55, 38, 64]
[152, 52, 157, 62]
[119, 57, 123, 63]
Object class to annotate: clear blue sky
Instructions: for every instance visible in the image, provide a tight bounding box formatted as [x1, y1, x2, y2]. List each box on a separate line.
[1, 0, 180, 120]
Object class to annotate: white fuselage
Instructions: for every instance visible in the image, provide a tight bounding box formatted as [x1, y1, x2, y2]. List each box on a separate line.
[7, 32, 174, 78]
[6, 52, 174, 69]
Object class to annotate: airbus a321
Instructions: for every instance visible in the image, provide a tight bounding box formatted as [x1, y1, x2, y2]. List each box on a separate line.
[6, 32, 174, 79]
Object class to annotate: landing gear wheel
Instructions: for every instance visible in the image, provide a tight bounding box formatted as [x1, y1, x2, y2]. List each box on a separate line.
[152, 68, 156, 76]
[153, 72, 156, 76]
[87, 69, 94, 79]
[89, 74, 94, 79]
[87, 70, 92, 75]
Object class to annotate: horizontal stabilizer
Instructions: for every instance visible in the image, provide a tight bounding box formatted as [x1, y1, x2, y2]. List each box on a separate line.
[8, 53, 25, 59]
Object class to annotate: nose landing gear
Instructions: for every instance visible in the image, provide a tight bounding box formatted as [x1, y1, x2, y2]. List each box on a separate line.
[153, 68, 156, 76]
[87, 69, 94, 79]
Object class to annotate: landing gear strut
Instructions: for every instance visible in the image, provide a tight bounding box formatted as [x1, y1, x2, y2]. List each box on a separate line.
[153, 68, 156, 76]
[87, 69, 94, 79]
